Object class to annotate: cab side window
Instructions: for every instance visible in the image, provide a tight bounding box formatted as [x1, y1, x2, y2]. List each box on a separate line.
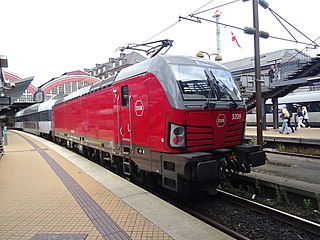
[121, 85, 129, 107]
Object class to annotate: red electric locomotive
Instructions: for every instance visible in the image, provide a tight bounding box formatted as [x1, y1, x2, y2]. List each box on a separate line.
[52, 55, 266, 194]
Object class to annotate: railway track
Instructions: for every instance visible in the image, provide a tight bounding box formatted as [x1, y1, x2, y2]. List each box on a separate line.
[217, 190, 320, 236]
[264, 148, 320, 160]
[165, 190, 320, 240]
[166, 195, 250, 240]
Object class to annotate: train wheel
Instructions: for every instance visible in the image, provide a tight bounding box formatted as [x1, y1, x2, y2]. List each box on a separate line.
[131, 166, 146, 186]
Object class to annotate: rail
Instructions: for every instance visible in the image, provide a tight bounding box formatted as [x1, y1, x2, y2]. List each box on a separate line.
[217, 189, 320, 236]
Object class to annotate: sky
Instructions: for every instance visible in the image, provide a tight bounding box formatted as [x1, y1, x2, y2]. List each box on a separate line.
[1, 0, 319, 87]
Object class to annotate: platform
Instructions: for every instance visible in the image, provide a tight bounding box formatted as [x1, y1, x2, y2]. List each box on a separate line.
[245, 126, 320, 145]
[245, 126, 320, 199]
[0, 131, 232, 240]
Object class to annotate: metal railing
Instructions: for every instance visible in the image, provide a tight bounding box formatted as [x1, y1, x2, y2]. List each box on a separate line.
[279, 36, 320, 79]
[240, 37, 320, 92]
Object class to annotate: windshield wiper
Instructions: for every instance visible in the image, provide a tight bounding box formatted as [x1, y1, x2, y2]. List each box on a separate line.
[208, 70, 238, 109]
[204, 70, 217, 109]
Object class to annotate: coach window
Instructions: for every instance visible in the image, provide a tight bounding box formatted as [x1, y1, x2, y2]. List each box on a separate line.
[121, 85, 129, 107]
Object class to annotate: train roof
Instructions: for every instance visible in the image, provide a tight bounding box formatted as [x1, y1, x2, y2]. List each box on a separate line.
[266, 90, 320, 104]
[15, 108, 25, 117]
[161, 55, 228, 69]
[63, 85, 91, 102]
[55, 55, 234, 106]
[114, 55, 227, 83]
[38, 98, 60, 111]
[23, 103, 40, 115]
[15, 96, 62, 116]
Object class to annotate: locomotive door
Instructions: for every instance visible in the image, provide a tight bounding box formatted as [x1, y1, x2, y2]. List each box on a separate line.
[114, 77, 151, 172]
[115, 85, 132, 154]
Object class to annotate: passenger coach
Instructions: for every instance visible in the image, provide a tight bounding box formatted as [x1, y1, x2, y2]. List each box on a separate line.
[15, 97, 60, 139]
[246, 90, 320, 127]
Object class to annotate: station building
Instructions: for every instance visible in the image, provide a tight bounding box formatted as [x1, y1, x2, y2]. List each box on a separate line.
[8, 51, 146, 104]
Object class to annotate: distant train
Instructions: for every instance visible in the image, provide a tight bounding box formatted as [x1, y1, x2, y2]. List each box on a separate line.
[15, 55, 266, 195]
[246, 90, 320, 127]
[14, 96, 61, 138]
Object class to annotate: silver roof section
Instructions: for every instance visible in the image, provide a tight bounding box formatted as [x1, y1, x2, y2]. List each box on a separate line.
[90, 76, 116, 91]
[54, 55, 243, 109]
[23, 103, 40, 115]
[15, 108, 25, 117]
[115, 55, 241, 109]
[63, 85, 91, 102]
[38, 98, 59, 111]
[115, 55, 227, 83]
[17, 96, 61, 116]
[266, 90, 320, 104]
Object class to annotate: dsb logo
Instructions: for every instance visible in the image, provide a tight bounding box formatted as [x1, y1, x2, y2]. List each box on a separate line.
[134, 100, 144, 116]
[216, 114, 226, 128]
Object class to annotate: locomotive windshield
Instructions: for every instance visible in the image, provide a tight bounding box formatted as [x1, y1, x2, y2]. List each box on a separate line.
[170, 64, 242, 101]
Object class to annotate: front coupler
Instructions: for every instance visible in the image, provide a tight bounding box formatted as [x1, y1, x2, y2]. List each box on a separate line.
[233, 144, 266, 173]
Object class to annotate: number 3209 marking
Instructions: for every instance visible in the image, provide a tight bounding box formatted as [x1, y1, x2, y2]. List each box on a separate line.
[232, 113, 242, 120]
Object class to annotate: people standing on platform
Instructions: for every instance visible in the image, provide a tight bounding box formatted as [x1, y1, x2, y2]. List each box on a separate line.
[302, 106, 311, 128]
[268, 65, 278, 83]
[279, 108, 290, 134]
[296, 107, 305, 128]
[287, 110, 295, 133]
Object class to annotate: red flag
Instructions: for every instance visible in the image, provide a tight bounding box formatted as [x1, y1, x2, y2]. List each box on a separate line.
[231, 31, 241, 48]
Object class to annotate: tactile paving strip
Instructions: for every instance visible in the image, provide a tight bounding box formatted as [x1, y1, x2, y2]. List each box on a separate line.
[17, 133, 131, 240]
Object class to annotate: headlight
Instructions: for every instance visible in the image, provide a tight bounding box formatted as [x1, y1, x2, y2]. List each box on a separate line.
[169, 123, 185, 148]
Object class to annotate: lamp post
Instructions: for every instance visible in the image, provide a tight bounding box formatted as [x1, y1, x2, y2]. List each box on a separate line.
[196, 51, 222, 61]
[252, 0, 263, 145]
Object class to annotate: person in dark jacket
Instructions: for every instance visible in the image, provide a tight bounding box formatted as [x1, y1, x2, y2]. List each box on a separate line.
[268, 65, 278, 83]
[287, 110, 295, 133]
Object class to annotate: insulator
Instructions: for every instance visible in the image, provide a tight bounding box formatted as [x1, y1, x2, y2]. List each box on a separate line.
[244, 27, 256, 35]
[259, 0, 269, 9]
[259, 31, 270, 39]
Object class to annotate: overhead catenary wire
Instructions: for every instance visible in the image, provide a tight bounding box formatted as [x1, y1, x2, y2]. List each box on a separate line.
[144, 0, 217, 42]
[268, 7, 318, 47]
[268, 8, 297, 43]
[191, 0, 240, 16]
[190, 15, 317, 47]
[145, 0, 318, 49]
